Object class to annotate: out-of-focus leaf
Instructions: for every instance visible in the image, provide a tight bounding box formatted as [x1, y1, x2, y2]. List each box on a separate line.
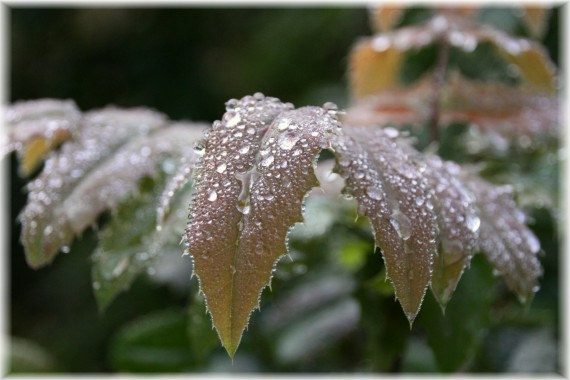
[109, 309, 191, 373]
[350, 11, 556, 100]
[345, 72, 559, 142]
[333, 126, 438, 323]
[459, 170, 543, 303]
[369, 6, 404, 32]
[9, 337, 58, 373]
[274, 298, 360, 364]
[261, 274, 356, 332]
[15, 102, 205, 268]
[417, 254, 495, 372]
[520, 7, 550, 38]
[5, 99, 80, 176]
[185, 93, 341, 356]
[507, 328, 557, 372]
[187, 294, 220, 364]
[17, 107, 165, 267]
[92, 156, 197, 310]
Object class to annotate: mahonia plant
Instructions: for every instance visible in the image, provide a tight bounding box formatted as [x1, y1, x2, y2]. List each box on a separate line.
[4, 6, 557, 358]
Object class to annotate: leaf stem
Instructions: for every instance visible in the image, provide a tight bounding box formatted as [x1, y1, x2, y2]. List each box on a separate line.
[428, 33, 451, 144]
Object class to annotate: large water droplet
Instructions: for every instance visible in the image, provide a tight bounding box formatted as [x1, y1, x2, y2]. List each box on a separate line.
[278, 132, 299, 150]
[390, 210, 412, 240]
[366, 186, 382, 200]
[225, 112, 241, 128]
[261, 155, 274, 167]
[216, 163, 227, 173]
[208, 191, 218, 202]
[466, 214, 480, 233]
[239, 145, 250, 154]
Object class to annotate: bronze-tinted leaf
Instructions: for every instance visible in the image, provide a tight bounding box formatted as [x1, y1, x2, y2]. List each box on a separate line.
[420, 155, 479, 308]
[369, 6, 405, 32]
[5, 99, 81, 176]
[333, 126, 438, 323]
[345, 72, 559, 141]
[186, 94, 341, 356]
[458, 172, 543, 303]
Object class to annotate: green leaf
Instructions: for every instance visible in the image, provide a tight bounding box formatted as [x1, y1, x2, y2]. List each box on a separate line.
[417, 254, 495, 372]
[9, 337, 59, 373]
[186, 93, 342, 356]
[92, 171, 195, 311]
[109, 309, 192, 373]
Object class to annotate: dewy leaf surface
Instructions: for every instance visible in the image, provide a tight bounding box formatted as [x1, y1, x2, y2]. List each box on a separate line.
[332, 126, 438, 322]
[458, 173, 543, 303]
[186, 94, 341, 356]
[420, 155, 479, 307]
[16, 105, 205, 268]
[5, 99, 81, 175]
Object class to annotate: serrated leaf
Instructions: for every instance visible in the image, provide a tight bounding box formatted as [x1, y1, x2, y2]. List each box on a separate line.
[16, 104, 205, 268]
[93, 156, 198, 310]
[458, 173, 543, 303]
[333, 126, 438, 323]
[5, 99, 81, 176]
[421, 155, 479, 307]
[186, 94, 341, 356]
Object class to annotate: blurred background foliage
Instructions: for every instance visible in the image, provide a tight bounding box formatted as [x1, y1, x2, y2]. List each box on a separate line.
[7, 6, 561, 374]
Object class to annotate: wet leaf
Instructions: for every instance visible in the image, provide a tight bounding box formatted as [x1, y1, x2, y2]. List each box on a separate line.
[458, 172, 543, 303]
[333, 126, 438, 323]
[345, 72, 559, 142]
[420, 155, 479, 307]
[16, 104, 204, 268]
[91, 172, 194, 311]
[186, 94, 341, 356]
[5, 99, 81, 176]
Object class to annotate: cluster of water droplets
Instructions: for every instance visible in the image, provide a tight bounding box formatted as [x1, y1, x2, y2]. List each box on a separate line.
[4, 99, 81, 160]
[460, 175, 543, 302]
[19, 106, 168, 264]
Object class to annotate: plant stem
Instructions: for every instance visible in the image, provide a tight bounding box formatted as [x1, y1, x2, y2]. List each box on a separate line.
[428, 35, 450, 144]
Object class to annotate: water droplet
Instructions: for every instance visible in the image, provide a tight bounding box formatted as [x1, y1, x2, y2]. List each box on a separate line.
[193, 142, 205, 156]
[292, 149, 302, 156]
[208, 191, 218, 202]
[239, 145, 250, 154]
[261, 155, 274, 167]
[277, 119, 290, 131]
[43, 225, 53, 236]
[225, 112, 241, 128]
[278, 132, 299, 150]
[280, 161, 288, 168]
[237, 203, 251, 215]
[390, 210, 412, 240]
[383, 127, 399, 139]
[61, 245, 70, 254]
[366, 186, 382, 200]
[415, 197, 425, 206]
[247, 127, 255, 135]
[216, 163, 227, 173]
[466, 214, 480, 233]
